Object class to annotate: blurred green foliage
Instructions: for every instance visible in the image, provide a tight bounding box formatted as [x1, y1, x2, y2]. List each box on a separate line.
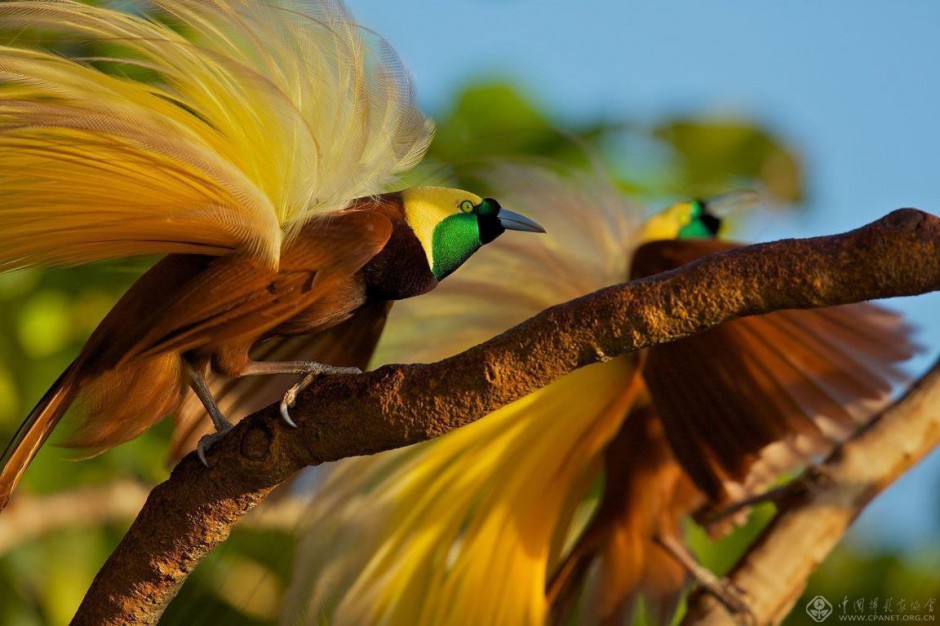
[652, 119, 804, 203]
[0, 67, 933, 626]
[409, 81, 804, 206]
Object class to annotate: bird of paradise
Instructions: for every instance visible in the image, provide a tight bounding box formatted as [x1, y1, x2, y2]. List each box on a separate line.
[284, 164, 914, 626]
[0, 0, 546, 510]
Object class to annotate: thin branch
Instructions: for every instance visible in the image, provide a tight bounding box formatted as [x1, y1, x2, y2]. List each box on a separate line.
[0, 481, 148, 556]
[0, 481, 304, 557]
[71, 209, 940, 626]
[681, 356, 940, 626]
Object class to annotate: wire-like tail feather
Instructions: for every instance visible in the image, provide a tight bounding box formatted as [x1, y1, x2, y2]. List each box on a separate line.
[0, 363, 81, 512]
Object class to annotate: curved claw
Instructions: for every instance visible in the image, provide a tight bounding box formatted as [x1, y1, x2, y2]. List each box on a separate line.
[196, 429, 231, 467]
[279, 372, 312, 428]
[277, 365, 362, 428]
[280, 399, 298, 428]
[197, 440, 209, 467]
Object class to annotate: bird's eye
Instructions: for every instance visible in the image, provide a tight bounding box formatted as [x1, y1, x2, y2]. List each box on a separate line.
[459, 200, 474, 213]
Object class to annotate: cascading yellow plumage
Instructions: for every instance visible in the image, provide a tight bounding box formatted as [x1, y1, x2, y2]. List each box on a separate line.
[284, 165, 644, 625]
[0, 0, 432, 269]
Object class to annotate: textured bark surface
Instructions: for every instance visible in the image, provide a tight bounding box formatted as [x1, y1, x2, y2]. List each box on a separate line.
[72, 209, 940, 625]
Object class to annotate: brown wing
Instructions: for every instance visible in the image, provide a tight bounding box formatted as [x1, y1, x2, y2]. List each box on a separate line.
[116, 210, 392, 364]
[169, 300, 392, 460]
[630, 239, 917, 501]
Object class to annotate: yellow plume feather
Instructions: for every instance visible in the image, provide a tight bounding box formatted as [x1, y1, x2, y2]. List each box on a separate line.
[0, 0, 432, 269]
[291, 363, 641, 626]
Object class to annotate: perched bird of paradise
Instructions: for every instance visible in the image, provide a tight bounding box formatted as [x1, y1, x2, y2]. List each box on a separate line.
[285, 165, 914, 626]
[0, 0, 545, 511]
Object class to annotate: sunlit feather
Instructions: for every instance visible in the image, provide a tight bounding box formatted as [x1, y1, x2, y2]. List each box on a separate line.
[0, 0, 432, 269]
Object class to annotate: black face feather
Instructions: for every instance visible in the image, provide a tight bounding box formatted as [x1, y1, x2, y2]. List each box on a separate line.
[700, 212, 722, 236]
[477, 213, 505, 244]
[679, 199, 723, 239]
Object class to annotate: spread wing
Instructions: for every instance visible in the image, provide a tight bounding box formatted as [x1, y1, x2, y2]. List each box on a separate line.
[0, 0, 432, 270]
[631, 238, 917, 501]
[170, 300, 392, 460]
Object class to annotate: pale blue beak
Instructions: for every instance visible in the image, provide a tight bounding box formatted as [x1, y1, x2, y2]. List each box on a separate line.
[498, 209, 545, 233]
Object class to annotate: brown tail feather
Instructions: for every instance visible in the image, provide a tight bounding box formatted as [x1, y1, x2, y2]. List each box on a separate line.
[0, 363, 81, 512]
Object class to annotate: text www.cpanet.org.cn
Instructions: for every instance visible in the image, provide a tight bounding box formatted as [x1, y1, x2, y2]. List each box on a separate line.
[806, 596, 937, 623]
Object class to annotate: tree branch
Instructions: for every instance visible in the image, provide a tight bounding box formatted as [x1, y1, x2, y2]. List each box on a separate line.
[0, 481, 148, 556]
[0, 481, 305, 557]
[681, 356, 940, 626]
[72, 209, 940, 626]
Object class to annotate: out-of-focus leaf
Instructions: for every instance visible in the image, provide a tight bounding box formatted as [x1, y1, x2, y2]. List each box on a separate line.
[418, 82, 806, 212]
[653, 119, 804, 203]
[17, 292, 72, 359]
[40, 532, 102, 625]
[430, 82, 558, 163]
[0, 270, 40, 302]
[423, 81, 627, 191]
[0, 364, 18, 422]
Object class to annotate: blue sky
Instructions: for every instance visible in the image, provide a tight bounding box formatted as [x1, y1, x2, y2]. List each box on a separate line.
[348, 0, 940, 551]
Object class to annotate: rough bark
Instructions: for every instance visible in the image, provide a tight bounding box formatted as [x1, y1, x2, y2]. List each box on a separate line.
[71, 209, 940, 625]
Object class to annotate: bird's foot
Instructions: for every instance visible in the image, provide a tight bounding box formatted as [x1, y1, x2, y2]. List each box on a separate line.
[697, 482, 793, 529]
[197, 422, 233, 467]
[655, 532, 754, 623]
[279, 363, 362, 428]
[692, 573, 753, 623]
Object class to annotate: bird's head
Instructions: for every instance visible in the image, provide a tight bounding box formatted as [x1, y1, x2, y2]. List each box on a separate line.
[640, 190, 759, 243]
[401, 186, 545, 280]
[640, 198, 723, 242]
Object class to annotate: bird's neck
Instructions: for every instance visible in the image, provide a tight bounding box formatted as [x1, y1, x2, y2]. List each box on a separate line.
[352, 194, 440, 301]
